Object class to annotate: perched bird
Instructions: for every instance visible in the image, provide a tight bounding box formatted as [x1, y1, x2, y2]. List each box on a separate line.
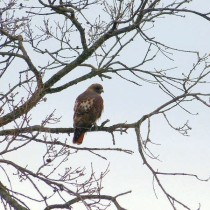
[73, 83, 104, 144]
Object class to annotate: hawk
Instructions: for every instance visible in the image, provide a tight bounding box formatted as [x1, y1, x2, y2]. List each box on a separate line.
[73, 83, 104, 144]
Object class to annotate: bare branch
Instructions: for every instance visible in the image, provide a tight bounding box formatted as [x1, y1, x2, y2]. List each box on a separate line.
[0, 181, 28, 210]
[44, 191, 132, 210]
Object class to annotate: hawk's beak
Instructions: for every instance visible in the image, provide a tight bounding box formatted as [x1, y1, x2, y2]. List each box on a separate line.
[101, 89, 104, 93]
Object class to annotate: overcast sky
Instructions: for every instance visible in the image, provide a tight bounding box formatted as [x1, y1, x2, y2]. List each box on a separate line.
[1, 1, 210, 210]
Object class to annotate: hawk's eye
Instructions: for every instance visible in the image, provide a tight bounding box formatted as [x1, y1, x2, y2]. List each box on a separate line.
[95, 87, 101, 93]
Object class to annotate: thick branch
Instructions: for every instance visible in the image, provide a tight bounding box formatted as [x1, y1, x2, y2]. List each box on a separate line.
[0, 123, 134, 136]
[44, 23, 137, 90]
[0, 89, 44, 127]
[0, 181, 28, 210]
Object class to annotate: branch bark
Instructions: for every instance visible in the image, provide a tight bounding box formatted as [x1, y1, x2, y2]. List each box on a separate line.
[0, 181, 28, 210]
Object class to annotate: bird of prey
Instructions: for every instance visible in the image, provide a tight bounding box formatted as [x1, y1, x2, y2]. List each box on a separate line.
[73, 83, 104, 144]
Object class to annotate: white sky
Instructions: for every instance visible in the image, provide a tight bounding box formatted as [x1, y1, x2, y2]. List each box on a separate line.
[1, 0, 210, 210]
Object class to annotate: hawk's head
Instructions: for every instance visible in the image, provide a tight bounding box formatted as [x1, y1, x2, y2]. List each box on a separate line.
[88, 83, 104, 94]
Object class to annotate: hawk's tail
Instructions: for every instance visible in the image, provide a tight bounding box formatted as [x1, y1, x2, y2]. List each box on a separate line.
[73, 128, 87, 144]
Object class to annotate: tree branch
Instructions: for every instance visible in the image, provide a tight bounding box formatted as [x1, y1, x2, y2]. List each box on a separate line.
[0, 181, 28, 210]
[44, 191, 131, 210]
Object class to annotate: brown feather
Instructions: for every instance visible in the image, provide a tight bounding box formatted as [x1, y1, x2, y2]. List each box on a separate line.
[72, 84, 104, 144]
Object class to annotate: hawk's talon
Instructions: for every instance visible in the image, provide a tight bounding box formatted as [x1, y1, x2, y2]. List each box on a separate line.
[92, 122, 98, 131]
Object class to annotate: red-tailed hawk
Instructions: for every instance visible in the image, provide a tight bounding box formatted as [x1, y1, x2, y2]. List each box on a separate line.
[73, 83, 104, 144]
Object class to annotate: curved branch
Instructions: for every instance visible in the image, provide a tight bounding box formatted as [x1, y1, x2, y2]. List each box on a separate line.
[44, 191, 131, 210]
[135, 126, 191, 210]
[38, 0, 88, 50]
[145, 7, 210, 22]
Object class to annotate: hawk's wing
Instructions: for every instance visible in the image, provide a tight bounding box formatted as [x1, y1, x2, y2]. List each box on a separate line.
[73, 91, 103, 128]
[74, 97, 94, 116]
